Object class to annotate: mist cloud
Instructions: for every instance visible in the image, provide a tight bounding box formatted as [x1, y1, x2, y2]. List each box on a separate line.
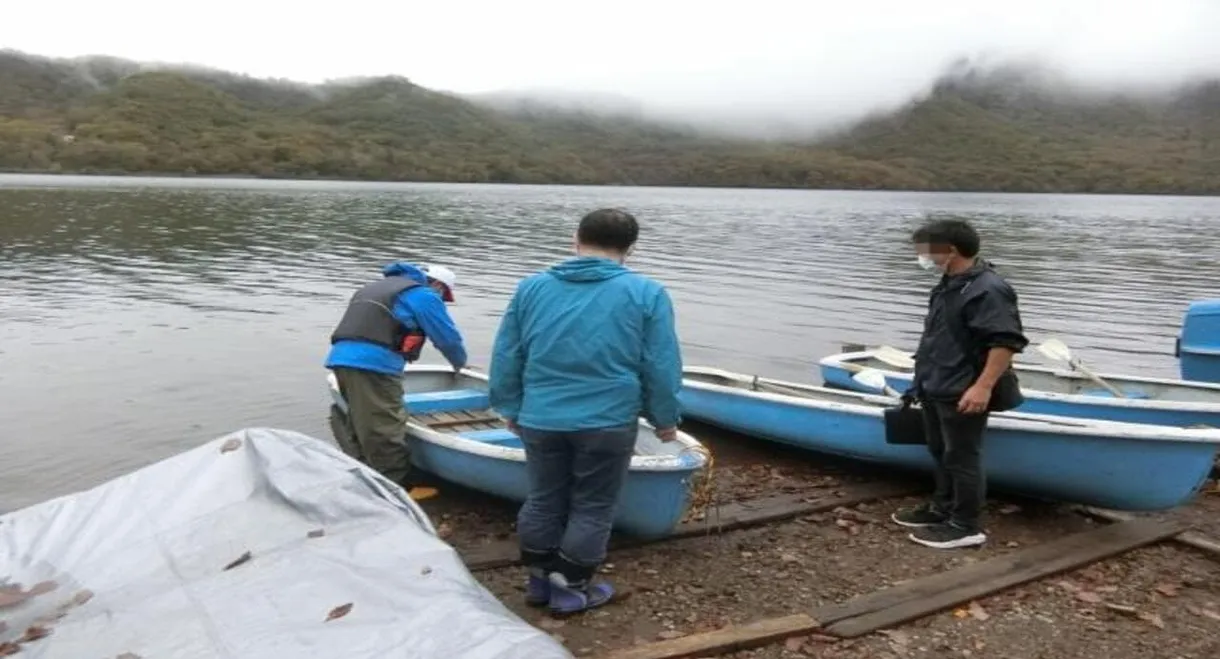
[3, 0, 1218, 137]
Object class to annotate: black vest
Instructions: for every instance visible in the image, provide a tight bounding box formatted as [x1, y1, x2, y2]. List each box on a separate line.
[331, 276, 426, 361]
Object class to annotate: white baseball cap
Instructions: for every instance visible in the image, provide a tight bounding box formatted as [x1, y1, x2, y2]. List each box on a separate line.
[419, 263, 456, 302]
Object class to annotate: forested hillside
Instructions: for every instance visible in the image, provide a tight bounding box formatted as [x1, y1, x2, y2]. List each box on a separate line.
[1, 50, 1217, 193]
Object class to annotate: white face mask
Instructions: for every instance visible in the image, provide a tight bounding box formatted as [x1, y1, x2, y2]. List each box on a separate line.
[917, 254, 937, 271]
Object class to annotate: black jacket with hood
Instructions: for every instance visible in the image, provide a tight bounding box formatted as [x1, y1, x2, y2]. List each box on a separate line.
[910, 259, 1029, 402]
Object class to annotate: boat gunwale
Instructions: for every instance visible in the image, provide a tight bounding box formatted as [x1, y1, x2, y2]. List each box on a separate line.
[820, 350, 1220, 413]
[682, 365, 1220, 444]
[326, 367, 709, 473]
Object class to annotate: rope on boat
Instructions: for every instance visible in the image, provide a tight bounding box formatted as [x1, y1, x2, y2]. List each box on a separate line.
[681, 443, 719, 527]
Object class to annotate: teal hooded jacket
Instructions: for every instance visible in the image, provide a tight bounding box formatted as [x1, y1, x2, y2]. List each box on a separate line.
[488, 256, 683, 431]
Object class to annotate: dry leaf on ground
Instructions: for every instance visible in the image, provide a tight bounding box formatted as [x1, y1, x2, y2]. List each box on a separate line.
[20, 625, 51, 642]
[1187, 606, 1220, 622]
[1075, 591, 1103, 604]
[1138, 612, 1166, 629]
[325, 603, 353, 621]
[878, 629, 912, 646]
[1155, 583, 1181, 597]
[968, 601, 990, 621]
[223, 551, 252, 571]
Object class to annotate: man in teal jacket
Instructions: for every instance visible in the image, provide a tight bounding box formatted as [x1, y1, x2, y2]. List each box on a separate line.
[489, 208, 683, 615]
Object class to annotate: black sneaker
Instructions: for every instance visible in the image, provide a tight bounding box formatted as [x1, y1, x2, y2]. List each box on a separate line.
[909, 523, 987, 549]
[891, 504, 947, 528]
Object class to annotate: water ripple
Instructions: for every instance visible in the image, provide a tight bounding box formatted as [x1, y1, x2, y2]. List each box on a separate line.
[3, 174, 1220, 508]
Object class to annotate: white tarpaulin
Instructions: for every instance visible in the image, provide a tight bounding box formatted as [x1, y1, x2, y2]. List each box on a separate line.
[0, 428, 573, 659]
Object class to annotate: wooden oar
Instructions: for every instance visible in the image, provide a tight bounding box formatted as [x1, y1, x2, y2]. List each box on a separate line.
[872, 345, 916, 370]
[1036, 338, 1127, 399]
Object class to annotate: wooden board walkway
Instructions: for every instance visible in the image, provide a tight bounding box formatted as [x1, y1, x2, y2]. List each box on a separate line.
[461, 480, 919, 571]
[601, 517, 1190, 659]
[815, 516, 1188, 637]
[1078, 506, 1220, 559]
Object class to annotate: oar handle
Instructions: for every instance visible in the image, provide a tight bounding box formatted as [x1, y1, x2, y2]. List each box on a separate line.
[1071, 360, 1127, 398]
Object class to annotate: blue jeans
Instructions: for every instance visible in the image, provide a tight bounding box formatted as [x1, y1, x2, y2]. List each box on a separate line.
[517, 424, 636, 577]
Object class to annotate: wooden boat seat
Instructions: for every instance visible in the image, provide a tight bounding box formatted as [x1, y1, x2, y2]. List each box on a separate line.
[455, 425, 649, 456]
[1079, 387, 1151, 400]
[458, 428, 523, 448]
[403, 388, 490, 415]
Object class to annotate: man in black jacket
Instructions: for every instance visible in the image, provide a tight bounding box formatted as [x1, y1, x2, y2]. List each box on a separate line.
[892, 219, 1029, 550]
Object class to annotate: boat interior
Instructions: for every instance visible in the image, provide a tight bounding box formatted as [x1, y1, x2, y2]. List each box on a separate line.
[836, 354, 1220, 403]
[401, 370, 679, 457]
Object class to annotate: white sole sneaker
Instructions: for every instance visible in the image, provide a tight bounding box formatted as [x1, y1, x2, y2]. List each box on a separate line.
[908, 530, 987, 549]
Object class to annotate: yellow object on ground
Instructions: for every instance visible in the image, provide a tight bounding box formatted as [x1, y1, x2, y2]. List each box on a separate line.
[409, 486, 439, 501]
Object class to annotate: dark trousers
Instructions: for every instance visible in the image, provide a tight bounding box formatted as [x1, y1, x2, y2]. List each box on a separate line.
[516, 424, 636, 584]
[332, 367, 412, 486]
[922, 400, 989, 531]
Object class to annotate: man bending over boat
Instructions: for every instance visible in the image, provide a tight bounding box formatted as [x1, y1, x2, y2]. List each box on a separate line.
[326, 261, 468, 501]
[488, 208, 683, 615]
[892, 219, 1028, 550]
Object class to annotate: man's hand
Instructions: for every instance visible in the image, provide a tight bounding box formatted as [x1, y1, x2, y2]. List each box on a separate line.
[655, 427, 678, 442]
[506, 418, 521, 435]
[957, 383, 992, 415]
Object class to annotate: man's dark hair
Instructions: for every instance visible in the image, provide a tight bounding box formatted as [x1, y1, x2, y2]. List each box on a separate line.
[577, 208, 639, 252]
[911, 219, 980, 258]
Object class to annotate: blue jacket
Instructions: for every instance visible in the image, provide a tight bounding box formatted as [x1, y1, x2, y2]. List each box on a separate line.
[325, 262, 468, 376]
[489, 256, 683, 431]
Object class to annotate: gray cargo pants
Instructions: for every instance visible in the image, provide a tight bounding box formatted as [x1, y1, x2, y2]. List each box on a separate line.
[331, 367, 412, 486]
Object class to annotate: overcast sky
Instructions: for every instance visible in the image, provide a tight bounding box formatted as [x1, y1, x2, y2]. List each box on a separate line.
[4, 0, 1220, 130]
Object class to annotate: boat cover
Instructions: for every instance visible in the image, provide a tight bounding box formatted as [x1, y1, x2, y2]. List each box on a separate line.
[0, 427, 572, 659]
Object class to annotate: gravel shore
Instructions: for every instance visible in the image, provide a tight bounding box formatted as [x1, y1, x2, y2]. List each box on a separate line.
[419, 423, 1220, 659]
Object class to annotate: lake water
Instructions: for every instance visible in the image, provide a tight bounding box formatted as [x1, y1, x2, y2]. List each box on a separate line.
[3, 174, 1219, 510]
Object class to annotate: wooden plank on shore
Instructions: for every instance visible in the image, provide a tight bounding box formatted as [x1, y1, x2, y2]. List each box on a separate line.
[600, 614, 820, 659]
[461, 480, 918, 571]
[817, 517, 1189, 638]
[1078, 506, 1220, 560]
[595, 517, 1188, 659]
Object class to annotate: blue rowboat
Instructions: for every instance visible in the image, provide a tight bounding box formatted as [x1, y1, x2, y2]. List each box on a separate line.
[1176, 299, 1220, 384]
[680, 366, 1220, 511]
[327, 365, 710, 539]
[819, 349, 1220, 428]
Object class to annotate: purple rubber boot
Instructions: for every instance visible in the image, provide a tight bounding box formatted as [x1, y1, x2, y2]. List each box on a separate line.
[525, 567, 550, 607]
[547, 572, 615, 616]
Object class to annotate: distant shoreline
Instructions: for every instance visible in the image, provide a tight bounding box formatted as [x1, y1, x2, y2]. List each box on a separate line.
[4, 51, 1218, 198]
[1, 169, 1216, 199]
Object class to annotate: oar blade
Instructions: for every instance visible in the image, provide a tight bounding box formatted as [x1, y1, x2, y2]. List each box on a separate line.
[873, 345, 916, 369]
[851, 367, 892, 392]
[1036, 338, 1073, 364]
